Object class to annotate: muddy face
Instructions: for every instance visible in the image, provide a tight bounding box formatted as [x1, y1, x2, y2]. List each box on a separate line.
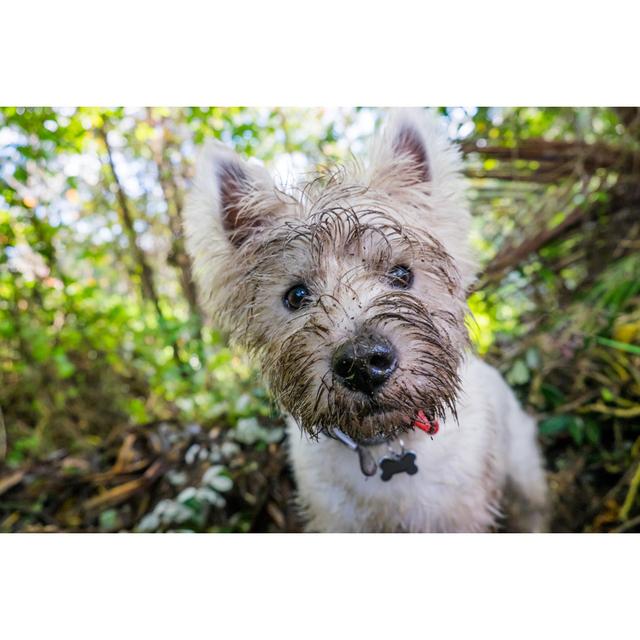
[184, 110, 475, 441]
[232, 206, 468, 440]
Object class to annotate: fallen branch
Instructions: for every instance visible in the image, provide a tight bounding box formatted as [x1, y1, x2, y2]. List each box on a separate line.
[479, 205, 586, 286]
[462, 138, 639, 175]
[82, 459, 166, 512]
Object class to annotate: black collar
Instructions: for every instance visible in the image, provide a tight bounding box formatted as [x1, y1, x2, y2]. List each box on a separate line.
[323, 425, 393, 448]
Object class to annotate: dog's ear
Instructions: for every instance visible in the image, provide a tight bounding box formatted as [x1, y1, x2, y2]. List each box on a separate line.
[186, 141, 286, 250]
[215, 157, 259, 247]
[389, 116, 431, 184]
[370, 108, 463, 196]
[369, 109, 477, 289]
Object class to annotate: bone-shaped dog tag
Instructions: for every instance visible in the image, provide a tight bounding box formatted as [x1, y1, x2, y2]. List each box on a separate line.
[379, 451, 418, 481]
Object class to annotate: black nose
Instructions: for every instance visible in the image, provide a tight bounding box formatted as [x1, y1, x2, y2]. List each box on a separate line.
[332, 333, 398, 395]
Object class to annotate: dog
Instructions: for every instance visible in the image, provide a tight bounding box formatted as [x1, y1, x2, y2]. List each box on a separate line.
[184, 109, 549, 532]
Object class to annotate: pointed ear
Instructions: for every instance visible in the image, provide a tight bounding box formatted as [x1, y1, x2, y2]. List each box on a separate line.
[368, 109, 476, 289]
[369, 108, 468, 197]
[368, 109, 433, 192]
[215, 156, 260, 247]
[390, 118, 431, 184]
[186, 141, 284, 249]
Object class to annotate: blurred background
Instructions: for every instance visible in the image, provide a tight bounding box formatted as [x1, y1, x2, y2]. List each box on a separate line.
[0, 107, 639, 532]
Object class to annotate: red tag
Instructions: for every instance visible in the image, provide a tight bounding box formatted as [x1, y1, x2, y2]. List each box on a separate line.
[413, 410, 439, 435]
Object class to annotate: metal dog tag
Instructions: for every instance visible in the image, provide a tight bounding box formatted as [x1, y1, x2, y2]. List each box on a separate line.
[379, 451, 418, 481]
[357, 446, 378, 477]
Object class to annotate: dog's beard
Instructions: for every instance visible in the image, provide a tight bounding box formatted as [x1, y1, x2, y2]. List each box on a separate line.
[292, 372, 460, 440]
[257, 284, 468, 441]
[266, 336, 464, 441]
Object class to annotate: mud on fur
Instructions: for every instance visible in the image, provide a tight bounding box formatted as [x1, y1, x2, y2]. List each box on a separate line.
[184, 109, 549, 532]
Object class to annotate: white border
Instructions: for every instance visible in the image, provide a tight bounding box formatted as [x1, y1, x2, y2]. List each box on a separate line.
[2, 3, 639, 636]
[3, 0, 640, 105]
[1, 534, 638, 639]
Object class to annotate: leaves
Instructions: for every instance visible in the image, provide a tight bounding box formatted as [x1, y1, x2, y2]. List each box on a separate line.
[1, 106, 639, 532]
[595, 336, 640, 356]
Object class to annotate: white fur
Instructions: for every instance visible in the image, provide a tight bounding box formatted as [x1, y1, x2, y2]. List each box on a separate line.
[287, 354, 548, 532]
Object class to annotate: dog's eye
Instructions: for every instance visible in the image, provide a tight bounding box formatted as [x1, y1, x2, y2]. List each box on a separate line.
[387, 265, 413, 289]
[283, 284, 312, 311]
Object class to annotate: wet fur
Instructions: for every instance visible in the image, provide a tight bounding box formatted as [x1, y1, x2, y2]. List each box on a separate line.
[184, 109, 549, 532]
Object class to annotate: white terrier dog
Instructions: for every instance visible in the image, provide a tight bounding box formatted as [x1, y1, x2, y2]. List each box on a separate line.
[184, 109, 549, 532]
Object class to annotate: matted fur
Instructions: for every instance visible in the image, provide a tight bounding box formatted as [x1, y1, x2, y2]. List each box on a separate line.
[184, 109, 549, 532]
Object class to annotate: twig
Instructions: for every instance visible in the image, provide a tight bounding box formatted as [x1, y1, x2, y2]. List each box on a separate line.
[479, 205, 587, 286]
[611, 513, 640, 533]
[0, 405, 5, 462]
[97, 121, 187, 374]
[619, 461, 640, 521]
[97, 124, 160, 308]
[462, 139, 639, 175]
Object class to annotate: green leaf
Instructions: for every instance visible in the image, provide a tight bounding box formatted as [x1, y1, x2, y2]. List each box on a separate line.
[539, 414, 574, 437]
[99, 509, 119, 531]
[584, 420, 601, 446]
[506, 359, 530, 385]
[568, 417, 585, 445]
[54, 351, 75, 379]
[595, 336, 640, 355]
[525, 348, 541, 370]
[600, 388, 614, 402]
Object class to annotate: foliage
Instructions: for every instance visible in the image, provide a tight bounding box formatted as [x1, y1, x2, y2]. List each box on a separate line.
[1, 107, 639, 532]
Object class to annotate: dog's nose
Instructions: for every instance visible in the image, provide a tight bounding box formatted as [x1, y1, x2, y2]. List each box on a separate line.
[332, 333, 398, 395]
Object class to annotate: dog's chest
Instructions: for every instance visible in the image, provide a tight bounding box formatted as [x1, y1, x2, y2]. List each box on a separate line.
[286, 407, 505, 533]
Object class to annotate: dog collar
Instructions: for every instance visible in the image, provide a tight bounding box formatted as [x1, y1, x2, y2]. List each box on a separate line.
[324, 411, 439, 481]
